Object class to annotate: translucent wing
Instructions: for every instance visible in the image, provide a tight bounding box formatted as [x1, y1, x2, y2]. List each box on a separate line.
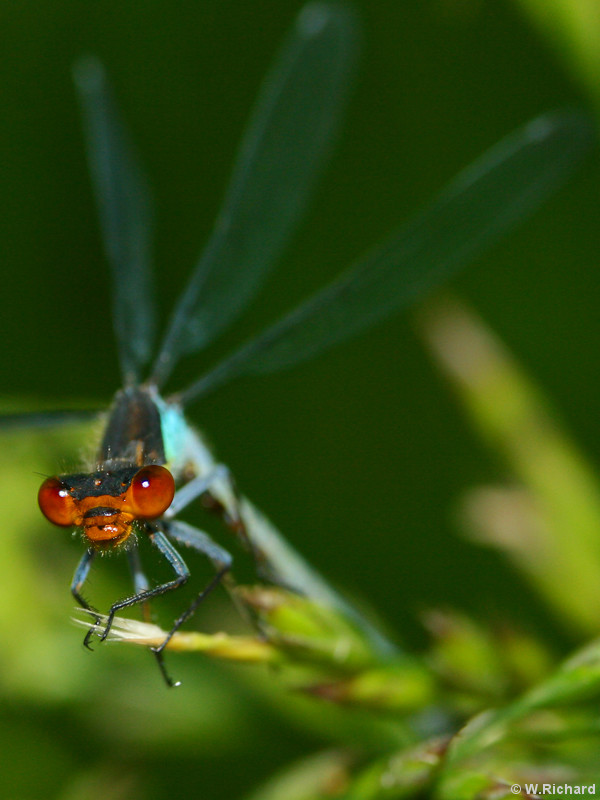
[179, 111, 593, 405]
[73, 57, 155, 386]
[149, 3, 358, 388]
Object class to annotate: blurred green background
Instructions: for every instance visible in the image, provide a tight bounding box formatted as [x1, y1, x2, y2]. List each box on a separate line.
[1, 1, 599, 798]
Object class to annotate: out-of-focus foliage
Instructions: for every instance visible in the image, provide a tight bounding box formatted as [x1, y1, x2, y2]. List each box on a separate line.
[516, 0, 600, 101]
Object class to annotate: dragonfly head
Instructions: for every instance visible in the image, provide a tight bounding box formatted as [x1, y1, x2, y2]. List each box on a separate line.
[38, 465, 175, 547]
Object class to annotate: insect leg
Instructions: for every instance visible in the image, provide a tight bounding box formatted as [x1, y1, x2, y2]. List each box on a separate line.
[183, 463, 270, 578]
[126, 545, 152, 622]
[152, 519, 232, 686]
[71, 548, 102, 650]
[126, 545, 150, 594]
[95, 529, 190, 650]
[165, 518, 233, 571]
[71, 547, 96, 608]
[163, 465, 229, 519]
[166, 462, 265, 574]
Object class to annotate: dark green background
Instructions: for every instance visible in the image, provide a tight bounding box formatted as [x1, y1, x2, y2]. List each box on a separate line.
[1, 1, 598, 799]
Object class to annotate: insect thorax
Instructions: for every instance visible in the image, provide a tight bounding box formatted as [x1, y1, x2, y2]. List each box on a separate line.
[99, 385, 166, 467]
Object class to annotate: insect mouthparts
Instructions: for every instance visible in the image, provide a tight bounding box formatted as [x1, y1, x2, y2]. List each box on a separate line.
[83, 506, 120, 519]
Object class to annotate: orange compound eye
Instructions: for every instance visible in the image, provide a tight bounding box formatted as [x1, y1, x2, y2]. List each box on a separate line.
[38, 477, 77, 527]
[127, 465, 175, 519]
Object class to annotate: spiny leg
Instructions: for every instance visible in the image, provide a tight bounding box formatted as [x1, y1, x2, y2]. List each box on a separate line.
[88, 526, 228, 688]
[167, 463, 266, 577]
[93, 529, 190, 655]
[71, 548, 101, 650]
[174, 462, 322, 595]
[153, 519, 232, 686]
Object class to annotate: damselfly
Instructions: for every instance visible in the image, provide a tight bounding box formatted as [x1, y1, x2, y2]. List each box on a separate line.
[5, 3, 592, 686]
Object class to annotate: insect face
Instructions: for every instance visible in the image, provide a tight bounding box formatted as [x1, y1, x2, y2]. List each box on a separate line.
[38, 465, 175, 547]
